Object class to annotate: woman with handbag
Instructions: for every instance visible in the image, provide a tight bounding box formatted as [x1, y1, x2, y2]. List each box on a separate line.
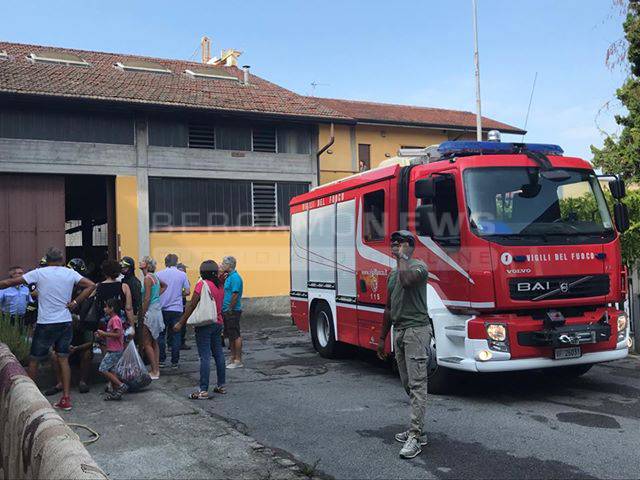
[139, 256, 166, 380]
[174, 260, 225, 399]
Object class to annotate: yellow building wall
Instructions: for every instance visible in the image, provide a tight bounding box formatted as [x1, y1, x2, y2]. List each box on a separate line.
[355, 125, 449, 169]
[318, 124, 355, 184]
[317, 124, 472, 184]
[149, 231, 290, 298]
[115, 176, 139, 262]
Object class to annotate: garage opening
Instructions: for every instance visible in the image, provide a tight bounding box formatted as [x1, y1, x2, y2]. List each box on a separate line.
[65, 175, 116, 281]
[0, 174, 115, 277]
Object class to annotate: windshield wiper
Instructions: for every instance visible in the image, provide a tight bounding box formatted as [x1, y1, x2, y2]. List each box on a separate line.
[483, 233, 530, 240]
[543, 230, 613, 237]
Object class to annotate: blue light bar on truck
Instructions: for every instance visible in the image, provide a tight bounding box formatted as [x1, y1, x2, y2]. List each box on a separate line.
[437, 141, 564, 157]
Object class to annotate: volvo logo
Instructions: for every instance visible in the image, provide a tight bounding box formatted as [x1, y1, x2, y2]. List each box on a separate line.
[559, 282, 569, 293]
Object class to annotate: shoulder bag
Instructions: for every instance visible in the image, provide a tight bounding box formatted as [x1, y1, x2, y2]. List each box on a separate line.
[186, 279, 217, 327]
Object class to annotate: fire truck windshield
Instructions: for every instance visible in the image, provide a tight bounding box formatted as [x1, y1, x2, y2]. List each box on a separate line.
[463, 167, 614, 241]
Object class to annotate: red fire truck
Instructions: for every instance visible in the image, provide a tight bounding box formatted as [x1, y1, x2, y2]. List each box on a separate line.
[289, 141, 631, 392]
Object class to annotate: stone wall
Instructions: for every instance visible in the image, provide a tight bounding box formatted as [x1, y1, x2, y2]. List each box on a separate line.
[243, 296, 291, 317]
[0, 343, 107, 480]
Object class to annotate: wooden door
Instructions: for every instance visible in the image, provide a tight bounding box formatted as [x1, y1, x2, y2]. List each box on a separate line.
[0, 174, 65, 273]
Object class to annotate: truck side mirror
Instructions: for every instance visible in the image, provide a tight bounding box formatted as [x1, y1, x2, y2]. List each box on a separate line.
[614, 203, 630, 233]
[609, 178, 626, 199]
[415, 178, 435, 199]
[416, 204, 436, 236]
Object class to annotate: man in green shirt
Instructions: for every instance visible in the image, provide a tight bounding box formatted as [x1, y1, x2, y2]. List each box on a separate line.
[378, 230, 430, 459]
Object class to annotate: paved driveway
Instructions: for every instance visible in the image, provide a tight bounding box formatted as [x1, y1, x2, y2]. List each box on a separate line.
[178, 315, 639, 479]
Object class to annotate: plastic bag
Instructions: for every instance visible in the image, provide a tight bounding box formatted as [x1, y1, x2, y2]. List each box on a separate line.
[114, 341, 152, 392]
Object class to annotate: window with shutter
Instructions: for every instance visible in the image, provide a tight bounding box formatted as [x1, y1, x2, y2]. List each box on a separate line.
[252, 182, 277, 226]
[188, 123, 215, 149]
[252, 126, 277, 153]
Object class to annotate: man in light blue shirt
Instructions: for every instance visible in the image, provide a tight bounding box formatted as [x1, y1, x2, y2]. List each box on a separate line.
[157, 253, 190, 368]
[0, 266, 31, 317]
[222, 256, 244, 369]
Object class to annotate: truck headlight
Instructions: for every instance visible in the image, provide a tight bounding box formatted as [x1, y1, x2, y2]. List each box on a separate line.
[617, 313, 628, 342]
[486, 324, 507, 342]
[617, 313, 628, 332]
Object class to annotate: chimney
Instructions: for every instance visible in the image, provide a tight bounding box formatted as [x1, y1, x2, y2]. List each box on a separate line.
[200, 36, 211, 64]
[242, 65, 250, 86]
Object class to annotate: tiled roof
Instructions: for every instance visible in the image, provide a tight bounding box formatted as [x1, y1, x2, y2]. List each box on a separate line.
[311, 97, 525, 134]
[0, 41, 351, 122]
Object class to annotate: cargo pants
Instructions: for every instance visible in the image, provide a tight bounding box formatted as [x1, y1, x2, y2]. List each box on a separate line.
[394, 325, 430, 437]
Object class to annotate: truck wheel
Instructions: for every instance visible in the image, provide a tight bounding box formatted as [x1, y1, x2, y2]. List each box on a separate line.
[425, 333, 457, 394]
[545, 364, 593, 378]
[311, 302, 338, 359]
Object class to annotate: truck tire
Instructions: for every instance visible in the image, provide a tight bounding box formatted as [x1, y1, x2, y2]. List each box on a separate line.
[425, 332, 457, 394]
[310, 302, 338, 359]
[545, 363, 593, 378]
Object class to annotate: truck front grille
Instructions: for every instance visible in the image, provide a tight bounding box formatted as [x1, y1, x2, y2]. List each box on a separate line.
[509, 274, 610, 301]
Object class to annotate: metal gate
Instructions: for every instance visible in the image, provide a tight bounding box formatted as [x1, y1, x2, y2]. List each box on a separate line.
[0, 174, 65, 273]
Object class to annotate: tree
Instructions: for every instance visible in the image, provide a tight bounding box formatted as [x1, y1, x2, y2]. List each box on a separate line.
[591, 0, 640, 265]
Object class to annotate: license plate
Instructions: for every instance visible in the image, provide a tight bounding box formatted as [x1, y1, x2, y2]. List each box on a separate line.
[554, 347, 581, 360]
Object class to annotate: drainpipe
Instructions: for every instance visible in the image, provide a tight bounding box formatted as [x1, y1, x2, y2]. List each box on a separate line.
[316, 123, 334, 186]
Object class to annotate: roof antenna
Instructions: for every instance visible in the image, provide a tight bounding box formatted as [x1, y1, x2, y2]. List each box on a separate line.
[310, 81, 329, 97]
[521, 72, 538, 142]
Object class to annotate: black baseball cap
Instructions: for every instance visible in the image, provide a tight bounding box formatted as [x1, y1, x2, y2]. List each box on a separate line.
[390, 230, 415, 247]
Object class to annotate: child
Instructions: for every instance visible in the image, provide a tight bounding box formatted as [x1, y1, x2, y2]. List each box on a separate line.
[96, 298, 128, 400]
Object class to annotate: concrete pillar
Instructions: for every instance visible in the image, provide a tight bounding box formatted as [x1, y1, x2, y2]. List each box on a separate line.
[135, 118, 150, 258]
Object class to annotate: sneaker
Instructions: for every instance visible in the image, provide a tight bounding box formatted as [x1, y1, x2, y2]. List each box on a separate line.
[227, 362, 244, 369]
[395, 430, 428, 446]
[104, 383, 128, 401]
[104, 390, 122, 401]
[399, 435, 422, 459]
[159, 361, 167, 368]
[171, 363, 179, 370]
[53, 396, 72, 411]
[78, 382, 90, 394]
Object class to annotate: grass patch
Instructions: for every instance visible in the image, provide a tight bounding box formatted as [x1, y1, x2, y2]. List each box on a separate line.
[300, 458, 321, 478]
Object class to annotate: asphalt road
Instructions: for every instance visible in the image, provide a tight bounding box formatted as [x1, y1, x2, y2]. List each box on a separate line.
[172, 315, 640, 480]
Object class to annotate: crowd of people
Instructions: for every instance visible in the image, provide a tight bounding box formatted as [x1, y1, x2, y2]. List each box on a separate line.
[2, 234, 434, 460]
[0, 247, 244, 410]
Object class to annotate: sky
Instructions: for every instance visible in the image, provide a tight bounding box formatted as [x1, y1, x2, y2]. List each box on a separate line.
[2, 0, 630, 160]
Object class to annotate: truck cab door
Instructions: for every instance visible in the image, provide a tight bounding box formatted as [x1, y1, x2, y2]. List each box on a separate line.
[410, 168, 473, 313]
[355, 181, 393, 350]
